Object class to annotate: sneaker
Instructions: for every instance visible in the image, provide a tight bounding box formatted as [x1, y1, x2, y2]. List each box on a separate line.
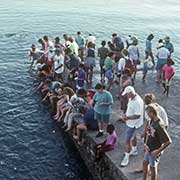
[121, 153, 129, 167]
[96, 131, 104, 138]
[130, 148, 138, 156]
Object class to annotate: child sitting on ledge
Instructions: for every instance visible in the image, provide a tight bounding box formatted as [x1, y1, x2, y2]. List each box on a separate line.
[95, 124, 117, 161]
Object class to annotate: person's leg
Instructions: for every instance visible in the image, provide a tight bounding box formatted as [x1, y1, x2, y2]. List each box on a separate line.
[142, 160, 149, 180]
[66, 112, 81, 131]
[89, 67, 93, 83]
[58, 106, 70, 121]
[145, 51, 148, 60]
[107, 78, 114, 91]
[142, 64, 148, 81]
[131, 135, 137, 147]
[121, 127, 136, 166]
[149, 52, 155, 65]
[62, 110, 70, 128]
[150, 166, 157, 180]
[156, 70, 161, 82]
[74, 124, 87, 140]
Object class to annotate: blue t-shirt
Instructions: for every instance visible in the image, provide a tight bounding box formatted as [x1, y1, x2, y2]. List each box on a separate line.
[145, 40, 152, 52]
[93, 90, 114, 115]
[84, 107, 98, 130]
[75, 35, 84, 48]
[87, 48, 95, 57]
[77, 70, 86, 87]
[164, 42, 174, 53]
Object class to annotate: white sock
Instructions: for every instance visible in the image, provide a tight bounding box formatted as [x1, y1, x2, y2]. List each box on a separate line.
[125, 152, 130, 158]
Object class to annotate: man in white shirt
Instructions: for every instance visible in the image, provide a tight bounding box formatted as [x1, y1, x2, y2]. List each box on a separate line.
[120, 86, 144, 167]
[54, 48, 64, 82]
[86, 33, 96, 48]
[156, 43, 170, 82]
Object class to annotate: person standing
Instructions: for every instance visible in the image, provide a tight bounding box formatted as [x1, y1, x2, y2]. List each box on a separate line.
[164, 36, 174, 56]
[120, 86, 144, 167]
[145, 34, 155, 64]
[128, 39, 140, 80]
[112, 33, 124, 52]
[162, 58, 175, 96]
[92, 83, 114, 138]
[98, 41, 109, 82]
[75, 31, 85, 60]
[86, 33, 96, 48]
[142, 104, 171, 180]
[104, 52, 115, 91]
[156, 43, 170, 82]
[53, 48, 64, 82]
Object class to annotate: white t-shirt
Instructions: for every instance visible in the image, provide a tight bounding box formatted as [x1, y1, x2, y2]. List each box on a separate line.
[54, 54, 64, 74]
[48, 51, 55, 60]
[48, 40, 54, 47]
[157, 47, 170, 59]
[87, 36, 96, 45]
[145, 104, 169, 127]
[118, 57, 126, 71]
[126, 94, 144, 128]
[128, 45, 139, 61]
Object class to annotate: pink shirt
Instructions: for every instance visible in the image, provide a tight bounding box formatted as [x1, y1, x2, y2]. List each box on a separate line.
[105, 131, 117, 149]
[162, 64, 174, 79]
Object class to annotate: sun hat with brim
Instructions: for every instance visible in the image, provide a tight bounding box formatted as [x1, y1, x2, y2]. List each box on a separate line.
[157, 43, 164, 49]
[122, 86, 136, 96]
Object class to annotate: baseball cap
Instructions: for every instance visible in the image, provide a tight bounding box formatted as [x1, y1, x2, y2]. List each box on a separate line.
[122, 86, 136, 96]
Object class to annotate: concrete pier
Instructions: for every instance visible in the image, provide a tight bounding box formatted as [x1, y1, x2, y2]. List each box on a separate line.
[69, 70, 180, 180]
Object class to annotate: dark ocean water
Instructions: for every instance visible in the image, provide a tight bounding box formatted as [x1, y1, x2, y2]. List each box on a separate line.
[0, 35, 93, 179]
[0, 0, 180, 179]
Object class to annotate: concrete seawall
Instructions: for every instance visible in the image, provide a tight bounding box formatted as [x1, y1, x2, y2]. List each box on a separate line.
[67, 71, 180, 180]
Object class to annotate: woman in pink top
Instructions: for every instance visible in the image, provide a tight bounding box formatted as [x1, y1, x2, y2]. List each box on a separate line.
[95, 124, 117, 161]
[162, 58, 175, 96]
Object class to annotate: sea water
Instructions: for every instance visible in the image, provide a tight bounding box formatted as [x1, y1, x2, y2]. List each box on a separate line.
[0, 0, 180, 179]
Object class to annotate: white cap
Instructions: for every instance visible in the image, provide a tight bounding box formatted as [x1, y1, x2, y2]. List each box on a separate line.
[122, 86, 136, 96]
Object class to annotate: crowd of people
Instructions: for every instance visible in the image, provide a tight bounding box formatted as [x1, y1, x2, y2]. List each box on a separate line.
[29, 32, 173, 180]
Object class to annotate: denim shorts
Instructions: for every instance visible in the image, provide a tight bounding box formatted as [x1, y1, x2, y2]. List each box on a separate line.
[125, 127, 136, 141]
[144, 151, 161, 167]
[94, 112, 110, 123]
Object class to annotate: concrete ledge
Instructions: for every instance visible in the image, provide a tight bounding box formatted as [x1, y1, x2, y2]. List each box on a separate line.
[67, 72, 180, 180]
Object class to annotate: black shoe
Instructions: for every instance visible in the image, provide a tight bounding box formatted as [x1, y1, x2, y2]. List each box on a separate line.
[96, 132, 104, 138]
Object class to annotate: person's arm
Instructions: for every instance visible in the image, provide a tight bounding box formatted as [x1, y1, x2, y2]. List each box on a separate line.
[55, 64, 63, 71]
[168, 72, 174, 81]
[99, 102, 113, 106]
[137, 47, 140, 59]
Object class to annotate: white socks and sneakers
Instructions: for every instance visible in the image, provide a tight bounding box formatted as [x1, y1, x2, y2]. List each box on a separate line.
[121, 146, 138, 167]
